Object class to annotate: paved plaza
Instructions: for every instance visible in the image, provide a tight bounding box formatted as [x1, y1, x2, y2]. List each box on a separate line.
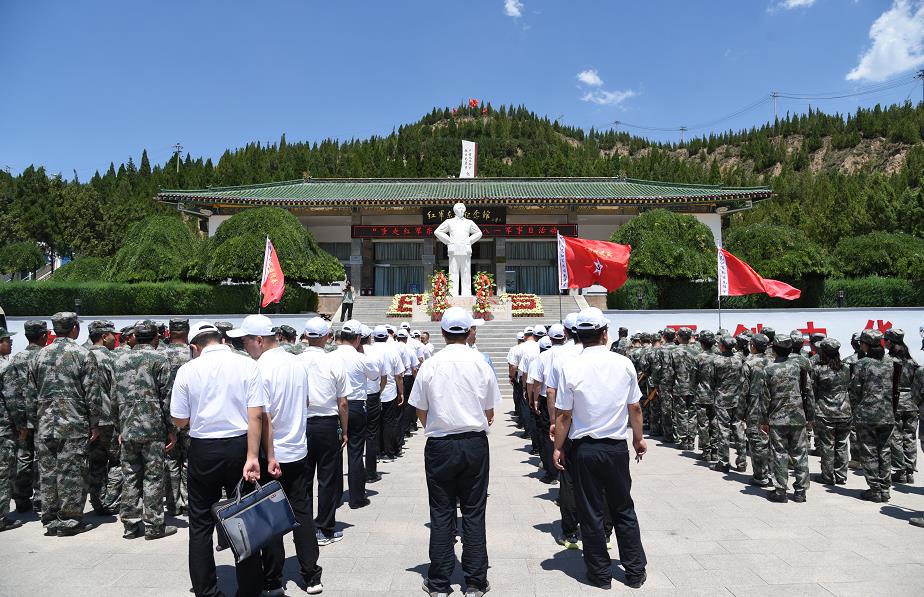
[3, 404, 924, 597]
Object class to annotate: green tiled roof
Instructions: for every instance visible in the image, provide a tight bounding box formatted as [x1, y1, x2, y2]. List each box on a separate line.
[159, 177, 771, 208]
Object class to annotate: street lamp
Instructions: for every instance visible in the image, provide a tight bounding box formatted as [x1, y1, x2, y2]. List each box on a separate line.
[636, 289, 644, 310]
[74, 298, 81, 315]
[836, 289, 845, 309]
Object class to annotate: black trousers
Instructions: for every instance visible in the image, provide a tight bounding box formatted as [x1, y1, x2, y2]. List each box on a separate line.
[187, 434, 262, 597]
[365, 393, 382, 477]
[260, 457, 322, 589]
[346, 401, 367, 506]
[558, 439, 614, 537]
[570, 438, 647, 585]
[339, 302, 353, 321]
[537, 397, 558, 480]
[306, 415, 342, 535]
[424, 432, 490, 594]
[511, 379, 524, 426]
[401, 375, 416, 437]
[381, 398, 402, 458]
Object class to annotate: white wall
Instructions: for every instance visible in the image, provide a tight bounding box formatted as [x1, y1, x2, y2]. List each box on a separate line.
[299, 215, 351, 243]
[207, 214, 231, 237]
[693, 213, 722, 247]
[603, 307, 924, 363]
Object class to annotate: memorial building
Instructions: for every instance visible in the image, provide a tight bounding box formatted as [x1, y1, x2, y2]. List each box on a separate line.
[158, 177, 772, 296]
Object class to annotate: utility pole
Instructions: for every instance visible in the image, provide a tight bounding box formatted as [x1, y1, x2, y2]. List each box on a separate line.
[771, 91, 779, 120]
[679, 126, 687, 145]
[917, 70, 924, 104]
[173, 142, 183, 174]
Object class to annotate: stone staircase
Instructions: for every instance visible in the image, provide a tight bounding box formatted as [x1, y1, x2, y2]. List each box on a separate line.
[335, 295, 581, 399]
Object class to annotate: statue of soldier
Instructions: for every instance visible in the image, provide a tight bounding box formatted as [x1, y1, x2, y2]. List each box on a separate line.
[433, 202, 483, 297]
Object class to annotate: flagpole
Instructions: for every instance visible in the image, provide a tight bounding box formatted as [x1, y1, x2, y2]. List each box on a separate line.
[716, 246, 723, 330]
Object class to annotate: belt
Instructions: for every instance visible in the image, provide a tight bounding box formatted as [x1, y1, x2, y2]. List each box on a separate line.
[190, 433, 247, 443]
[428, 431, 486, 441]
[366, 392, 381, 398]
[307, 414, 339, 420]
[572, 437, 627, 446]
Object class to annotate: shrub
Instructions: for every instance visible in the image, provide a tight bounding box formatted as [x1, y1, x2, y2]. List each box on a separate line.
[0, 282, 318, 315]
[819, 277, 923, 307]
[833, 232, 924, 280]
[107, 215, 201, 282]
[607, 278, 658, 309]
[50, 257, 111, 282]
[0, 242, 45, 275]
[611, 209, 717, 280]
[724, 223, 835, 279]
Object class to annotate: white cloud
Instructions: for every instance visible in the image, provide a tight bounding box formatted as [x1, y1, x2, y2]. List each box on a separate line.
[780, 0, 816, 8]
[504, 0, 523, 18]
[581, 89, 637, 106]
[576, 69, 604, 87]
[847, 0, 924, 81]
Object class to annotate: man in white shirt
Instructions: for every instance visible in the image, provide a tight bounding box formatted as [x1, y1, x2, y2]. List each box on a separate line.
[519, 325, 546, 456]
[552, 308, 648, 590]
[529, 327, 565, 485]
[409, 307, 500, 597]
[170, 322, 271, 597]
[410, 330, 427, 361]
[331, 320, 381, 509]
[230, 315, 323, 595]
[396, 329, 421, 443]
[299, 317, 350, 546]
[506, 332, 526, 429]
[370, 325, 404, 462]
[359, 326, 386, 482]
[420, 331, 435, 359]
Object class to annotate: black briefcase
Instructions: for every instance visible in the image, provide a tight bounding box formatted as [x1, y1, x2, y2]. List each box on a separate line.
[212, 479, 299, 563]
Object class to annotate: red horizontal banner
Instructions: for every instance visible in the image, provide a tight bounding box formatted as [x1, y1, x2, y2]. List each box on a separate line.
[351, 224, 577, 239]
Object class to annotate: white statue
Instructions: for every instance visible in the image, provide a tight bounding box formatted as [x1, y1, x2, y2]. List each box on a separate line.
[434, 202, 483, 297]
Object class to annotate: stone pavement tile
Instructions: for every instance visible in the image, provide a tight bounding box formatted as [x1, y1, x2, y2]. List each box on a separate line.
[646, 527, 749, 542]
[858, 546, 924, 565]
[692, 553, 788, 572]
[738, 525, 828, 541]
[776, 549, 871, 568]
[726, 583, 835, 597]
[318, 570, 397, 591]
[821, 580, 924, 597]
[643, 537, 728, 556]
[663, 568, 767, 589]
[718, 538, 811, 555]
[750, 562, 868, 585]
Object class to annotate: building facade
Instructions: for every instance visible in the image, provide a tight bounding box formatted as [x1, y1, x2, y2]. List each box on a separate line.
[158, 177, 772, 296]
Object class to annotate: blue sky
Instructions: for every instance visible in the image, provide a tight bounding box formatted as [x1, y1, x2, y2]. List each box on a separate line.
[2, 0, 924, 180]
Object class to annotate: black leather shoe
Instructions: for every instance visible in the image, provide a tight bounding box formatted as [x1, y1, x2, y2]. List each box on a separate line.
[814, 474, 835, 485]
[861, 489, 882, 502]
[767, 491, 788, 503]
[792, 491, 807, 503]
[58, 522, 95, 537]
[14, 500, 33, 513]
[349, 499, 371, 509]
[625, 571, 647, 589]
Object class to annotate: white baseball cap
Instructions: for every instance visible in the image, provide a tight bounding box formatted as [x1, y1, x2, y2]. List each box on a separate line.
[548, 323, 566, 340]
[227, 314, 274, 338]
[189, 321, 220, 343]
[563, 312, 579, 332]
[361, 324, 372, 339]
[411, 330, 421, 337]
[523, 326, 534, 335]
[385, 324, 396, 334]
[574, 307, 608, 331]
[372, 325, 389, 339]
[400, 322, 411, 330]
[516, 332, 525, 341]
[440, 307, 484, 334]
[341, 319, 363, 335]
[304, 316, 331, 339]
[396, 329, 409, 339]
[533, 325, 547, 338]
[539, 336, 552, 350]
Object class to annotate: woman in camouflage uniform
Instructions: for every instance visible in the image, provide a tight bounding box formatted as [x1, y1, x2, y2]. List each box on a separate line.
[811, 339, 852, 485]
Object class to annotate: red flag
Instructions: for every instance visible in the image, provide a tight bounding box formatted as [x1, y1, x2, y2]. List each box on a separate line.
[717, 248, 800, 300]
[557, 234, 631, 291]
[260, 237, 285, 308]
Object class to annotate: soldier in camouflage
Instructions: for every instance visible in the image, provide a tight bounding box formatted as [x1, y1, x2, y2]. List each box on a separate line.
[26, 312, 100, 535]
[713, 335, 747, 473]
[885, 329, 920, 484]
[651, 329, 676, 442]
[609, 327, 629, 355]
[0, 327, 25, 531]
[808, 332, 826, 367]
[811, 339, 852, 485]
[2, 320, 47, 513]
[739, 333, 772, 487]
[756, 334, 814, 503]
[216, 321, 251, 358]
[637, 333, 660, 436]
[693, 331, 717, 461]
[163, 318, 192, 516]
[113, 320, 177, 539]
[849, 329, 898, 502]
[277, 324, 306, 355]
[735, 332, 751, 362]
[86, 320, 119, 514]
[843, 332, 864, 466]
[761, 327, 776, 358]
[670, 327, 699, 450]
[113, 325, 136, 356]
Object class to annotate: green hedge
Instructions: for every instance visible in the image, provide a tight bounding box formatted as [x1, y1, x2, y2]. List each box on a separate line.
[607, 278, 659, 309]
[50, 257, 111, 282]
[818, 277, 924, 308]
[0, 282, 318, 316]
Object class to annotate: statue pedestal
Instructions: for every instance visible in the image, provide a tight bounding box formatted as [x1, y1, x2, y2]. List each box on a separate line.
[412, 296, 512, 322]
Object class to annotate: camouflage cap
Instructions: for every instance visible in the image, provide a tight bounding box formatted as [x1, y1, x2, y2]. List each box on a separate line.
[773, 335, 793, 350]
[720, 335, 737, 349]
[639, 332, 652, 343]
[88, 320, 116, 334]
[157, 323, 167, 336]
[214, 321, 233, 333]
[809, 332, 827, 343]
[789, 330, 805, 344]
[169, 318, 190, 332]
[662, 328, 676, 340]
[120, 325, 136, 337]
[51, 311, 79, 332]
[761, 326, 776, 339]
[884, 328, 904, 343]
[277, 325, 297, 340]
[677, 327, 693, 339]
[23, 320, 48, 335]
[716, 328, 728, 336]
[134, 319, 158, 341]
[630, 333, 641, 342]
[0, 327, 16, 340]
[698, 330, 715, 343]
[859, 329, 882, 345]
[819, 338, 841, 356]
[750, 333, 770, 349]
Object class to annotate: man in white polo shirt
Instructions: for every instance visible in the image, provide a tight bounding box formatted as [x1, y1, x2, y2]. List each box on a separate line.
[409, 307, 501, 597]
[331, 320, 381, 509]
[170, 322, 271, 597]
[229, 315, 323, 596]
[371, 325, 405, 462]
[299, 317, 351, 546]
[553, 308, 647, 590]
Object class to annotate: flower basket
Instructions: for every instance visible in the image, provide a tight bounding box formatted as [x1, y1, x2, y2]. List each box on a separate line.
[427, 271, 452, 316]
[472, 271, 495, 318]
[498, 293, 544, 317]
[386, 293, 427, 317]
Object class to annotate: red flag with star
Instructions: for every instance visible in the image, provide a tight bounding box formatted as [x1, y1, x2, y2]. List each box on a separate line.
[717, 248, 800, 300]
[557, 234, 631, 291]
[260, 236, 285, 308]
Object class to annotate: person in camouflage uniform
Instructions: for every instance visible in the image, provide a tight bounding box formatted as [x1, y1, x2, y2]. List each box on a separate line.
[739, 333, 772, 487]
[216, 321, 251, 358]
[276, 324, 306, 355]
[652, 329, 677, 443]
[671, 327, 699, 450]
[162, 318, 191, 516]
[885, 329, 920, 484]
[1, 320, 47, 513]
[713, 335, 747, 473]
[26, 312, 100, 535]
[756, 334, 814, 503]
[86, 320, 119, 515]
[843, 332, 864, 466]
[638, 333, 661, 436]
[808, 332, 826, 367]
[609, 327, 629, 355]
[735, 332, 752, 362]
[0, 327, 25, 531]
[113, 320, 177, 539]
[629, 333, 650, 430]
[811, 339, 852, 485]
[113, 325, 136, 356]
[849, 329, 898, 502]
[693, 331, 717, 461]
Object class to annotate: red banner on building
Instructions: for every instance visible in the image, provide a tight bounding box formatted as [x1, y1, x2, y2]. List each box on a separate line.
[351, 224, 577, 239]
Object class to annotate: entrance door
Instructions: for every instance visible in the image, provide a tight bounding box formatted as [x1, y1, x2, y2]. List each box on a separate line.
[506, 241, 558, 294]
[374, 266, 424, 295]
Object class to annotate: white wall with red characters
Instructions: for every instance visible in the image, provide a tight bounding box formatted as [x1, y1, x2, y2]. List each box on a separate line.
[601, 308, 924, 363]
